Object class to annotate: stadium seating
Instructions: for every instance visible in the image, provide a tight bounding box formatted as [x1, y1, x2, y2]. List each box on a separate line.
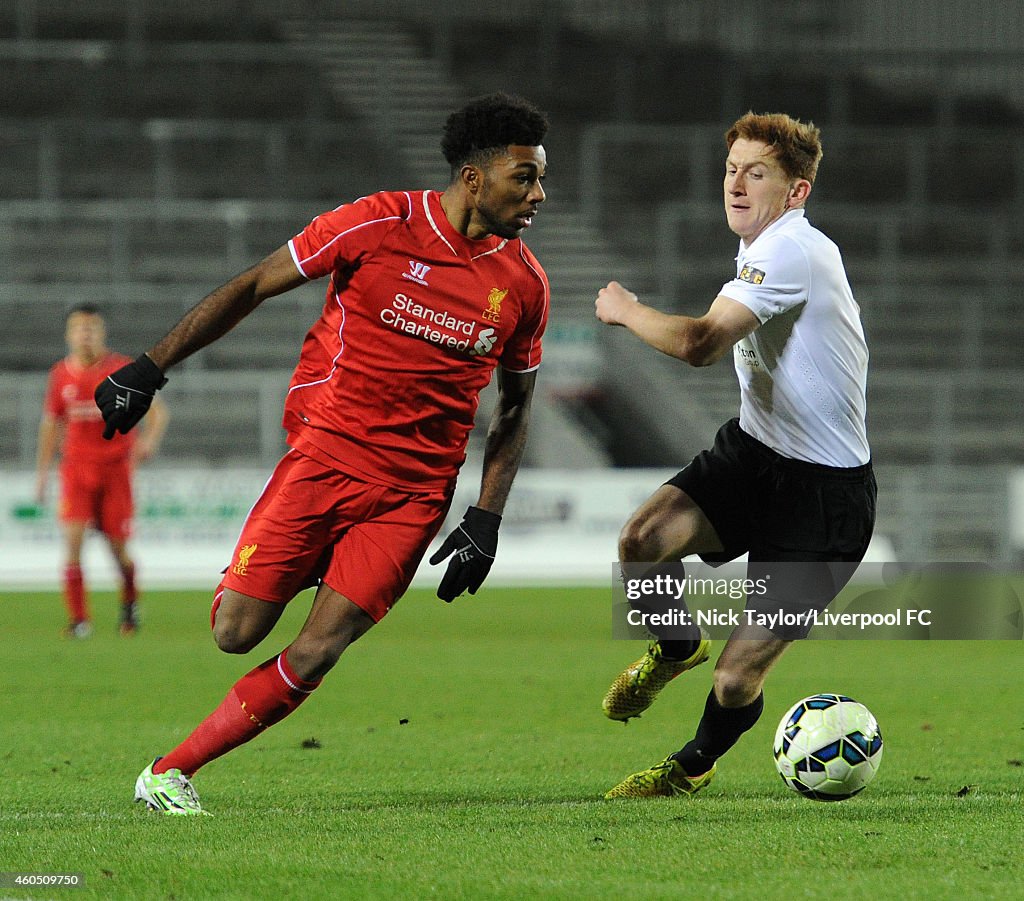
[1, 1, 1021, 560]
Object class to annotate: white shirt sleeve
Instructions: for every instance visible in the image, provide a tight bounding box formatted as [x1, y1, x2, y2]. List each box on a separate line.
[720, 234, 810, 324]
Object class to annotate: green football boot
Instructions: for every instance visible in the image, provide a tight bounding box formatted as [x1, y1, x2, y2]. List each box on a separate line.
[605, 757, 716, 799]
[134, 759, 208, 816]
[602, 639, 710, 722]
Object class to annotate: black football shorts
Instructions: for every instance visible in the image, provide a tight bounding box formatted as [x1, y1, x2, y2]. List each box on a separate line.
[666, 418, 877, 638]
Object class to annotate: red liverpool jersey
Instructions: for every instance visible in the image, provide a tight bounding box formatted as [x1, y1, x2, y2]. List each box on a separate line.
[285, 190, 550, 491]
[45, 352, 135, 464]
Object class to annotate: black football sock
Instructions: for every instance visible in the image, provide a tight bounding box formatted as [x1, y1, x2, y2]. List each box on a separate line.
[652, 563, 701, 660]
[657, 636, 701, 661]
[671, 688, 765, 776]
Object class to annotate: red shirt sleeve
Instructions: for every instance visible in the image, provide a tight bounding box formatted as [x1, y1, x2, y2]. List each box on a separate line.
[288, 193, 412, 281]
[499, 245, 549, 372]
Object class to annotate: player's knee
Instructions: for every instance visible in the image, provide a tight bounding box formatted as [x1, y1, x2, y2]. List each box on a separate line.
[617, 518, 649, 562]
[211, 586, 287, 655]
[712, 663, 761, 708]
[213, 626, 252, 655]
[212, 616, 261, 654]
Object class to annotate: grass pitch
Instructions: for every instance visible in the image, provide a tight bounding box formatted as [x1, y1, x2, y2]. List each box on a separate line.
[2, 587, 1022, 900]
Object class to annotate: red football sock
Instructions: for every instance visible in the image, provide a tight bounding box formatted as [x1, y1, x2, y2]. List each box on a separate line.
[154, 648, 321, 777]
[120, 561, 137, 606]
[63, 563, 89, 623]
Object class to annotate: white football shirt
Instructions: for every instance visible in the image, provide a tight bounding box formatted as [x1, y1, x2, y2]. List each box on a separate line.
[720, 209, 870, 467]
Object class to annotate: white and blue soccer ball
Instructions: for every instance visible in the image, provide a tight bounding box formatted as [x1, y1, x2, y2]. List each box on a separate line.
[773, 694, 883, 800]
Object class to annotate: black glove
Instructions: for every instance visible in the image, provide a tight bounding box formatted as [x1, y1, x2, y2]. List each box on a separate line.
[94, 354, 168, 439]
[429, 506, 501, 602]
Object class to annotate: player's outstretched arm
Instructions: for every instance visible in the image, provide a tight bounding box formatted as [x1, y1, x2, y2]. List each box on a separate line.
[95, 245, 304, 438]
[430, 368, 537, 601]
[147, 244, 305, 371]
[595, 282, 759, 367]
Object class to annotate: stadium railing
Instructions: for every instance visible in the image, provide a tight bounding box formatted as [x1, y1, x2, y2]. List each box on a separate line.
[1, 368, 1017, 564]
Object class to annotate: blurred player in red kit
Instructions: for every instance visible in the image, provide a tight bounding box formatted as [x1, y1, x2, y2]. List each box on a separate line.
[94, 93, 551, 814]
[36, 304, 169, 638]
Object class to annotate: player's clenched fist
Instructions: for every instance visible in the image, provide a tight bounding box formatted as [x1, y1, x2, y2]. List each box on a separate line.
[94, 354, 168, 439]
[594, 281, 639, 326]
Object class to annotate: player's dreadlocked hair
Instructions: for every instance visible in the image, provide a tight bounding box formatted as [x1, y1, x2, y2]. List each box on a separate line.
[441, 93, 549, 176]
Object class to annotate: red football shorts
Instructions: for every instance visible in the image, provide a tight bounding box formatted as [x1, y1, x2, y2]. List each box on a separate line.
[220, 449, 452, 622]
[58, 459, 134, 540]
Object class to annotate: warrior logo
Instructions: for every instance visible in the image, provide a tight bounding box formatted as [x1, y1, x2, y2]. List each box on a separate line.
[232, 543, 258, 576]
[403, 260, 431, 286]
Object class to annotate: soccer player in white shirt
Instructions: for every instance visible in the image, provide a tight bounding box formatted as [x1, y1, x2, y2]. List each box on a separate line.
[595, 112, 876, 799]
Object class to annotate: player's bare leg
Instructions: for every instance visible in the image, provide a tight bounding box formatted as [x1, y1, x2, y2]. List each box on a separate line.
[65, 521, 87, 565]
[712, 623, 791, 707]
[212, 587, 289, 654]
[211, 583, 374, 670]
[618, 484, 724, 564]
[62, 521, 91, 637]
[283, 582, 377, 681]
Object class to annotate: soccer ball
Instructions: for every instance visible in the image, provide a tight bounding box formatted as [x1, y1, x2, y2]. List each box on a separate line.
[773, 694, 883, 801]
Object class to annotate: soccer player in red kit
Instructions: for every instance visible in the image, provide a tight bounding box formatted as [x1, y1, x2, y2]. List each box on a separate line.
[94, 93, 551, 815]
[36, 305, 169, 637]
